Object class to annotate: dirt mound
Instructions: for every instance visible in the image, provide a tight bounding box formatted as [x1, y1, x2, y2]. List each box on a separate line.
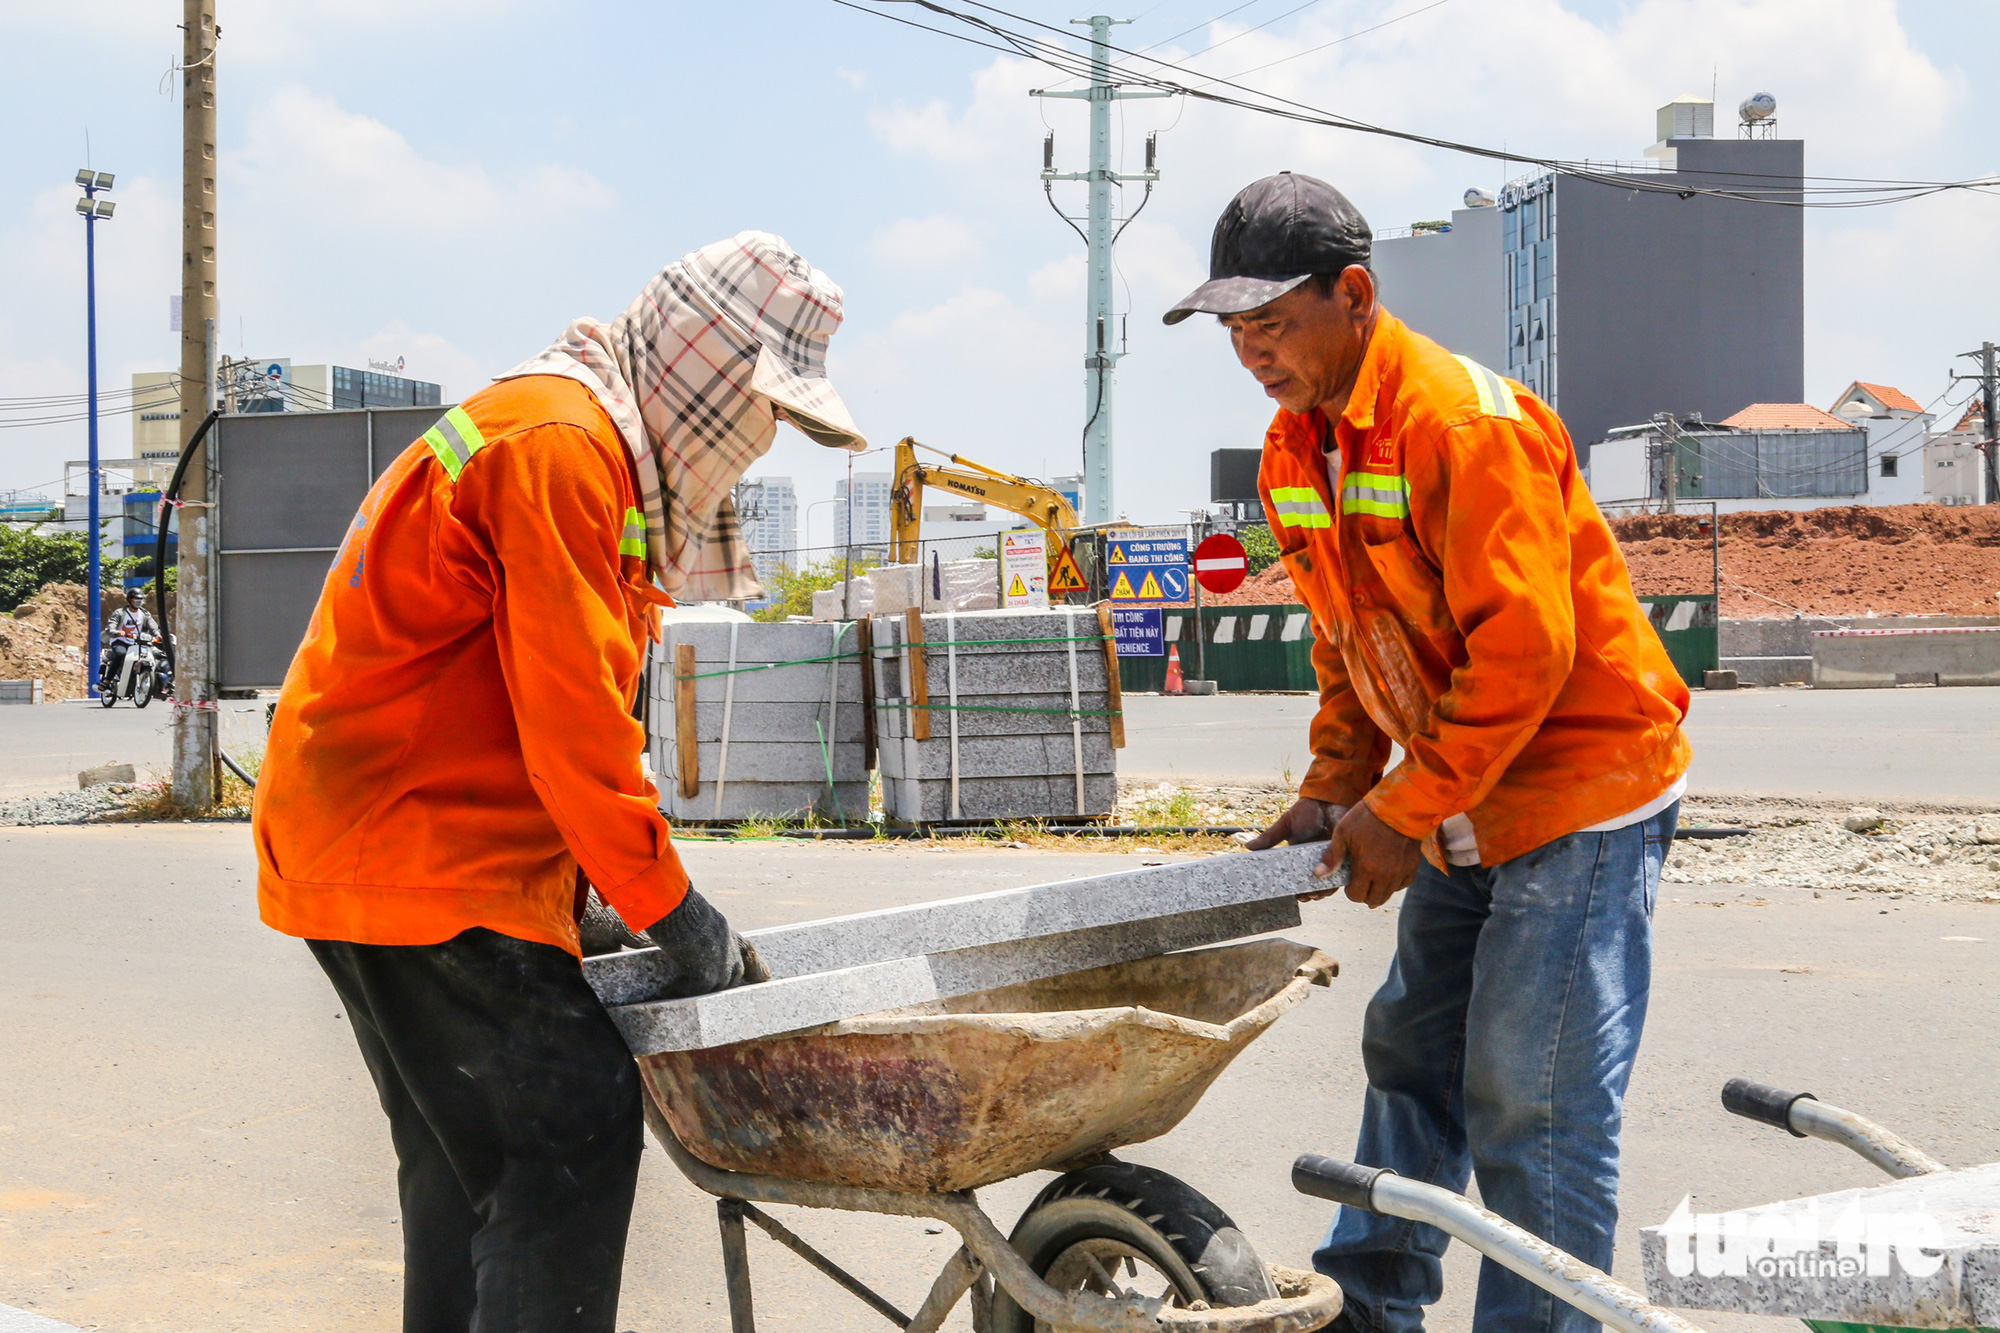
[1611, 504, 2000, 617]
[1164, 506, 2000, 620]
[0, 583, 91, 700]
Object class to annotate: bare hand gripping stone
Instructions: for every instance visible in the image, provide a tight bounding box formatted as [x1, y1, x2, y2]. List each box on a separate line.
[585, 841, 1347, 1053]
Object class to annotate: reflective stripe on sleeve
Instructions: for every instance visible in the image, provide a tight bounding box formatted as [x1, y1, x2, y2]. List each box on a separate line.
[1340, 469, 1411, 519]
[1455, 355, 1523, 422]
[422, 406, 486, 481]
[619, 507, 647, 558]
[1268, 486, 1331, 529]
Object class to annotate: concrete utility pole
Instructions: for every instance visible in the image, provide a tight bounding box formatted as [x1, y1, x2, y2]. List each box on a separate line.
[174, 0, 219, 806]
[1950, 341, 1999, 505]
[1980, 343, 1998, 506]
[1035, 16, 1168, 526]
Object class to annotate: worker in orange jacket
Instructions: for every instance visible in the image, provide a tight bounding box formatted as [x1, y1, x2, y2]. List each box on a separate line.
[1168, 176, 1690, 1333]
[253, 233, 867, 1333]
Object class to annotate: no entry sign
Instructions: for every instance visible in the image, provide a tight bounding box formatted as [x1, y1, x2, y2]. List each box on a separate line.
[1194, 533, 1248, 595]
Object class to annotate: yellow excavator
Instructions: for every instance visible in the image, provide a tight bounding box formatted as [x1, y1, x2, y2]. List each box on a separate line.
[889, 437, 1082, 567]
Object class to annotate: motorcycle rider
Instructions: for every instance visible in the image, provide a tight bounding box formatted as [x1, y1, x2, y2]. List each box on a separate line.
[100, 587, 160, 694]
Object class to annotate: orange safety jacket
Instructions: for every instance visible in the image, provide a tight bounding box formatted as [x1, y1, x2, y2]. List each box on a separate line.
[253, 374, 689, 954]
[1259, 313, 1691, 867]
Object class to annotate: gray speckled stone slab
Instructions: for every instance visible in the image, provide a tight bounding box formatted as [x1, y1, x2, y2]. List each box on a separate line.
[1640, 1162, 2000, 1327]
[602, 896, 1302, 1054]
[880, 773, 1118, 822]
[587, 841, 1337, 1051]
[878, 732, 1117, 781]
[664, 781, 872, 824]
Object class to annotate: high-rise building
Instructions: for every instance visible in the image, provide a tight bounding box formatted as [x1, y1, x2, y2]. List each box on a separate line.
[1362, 96, 1805, 460]
[1501, 96, 1803, 453]
[737, 475, 799, 583]
[834, 471, 894, 557]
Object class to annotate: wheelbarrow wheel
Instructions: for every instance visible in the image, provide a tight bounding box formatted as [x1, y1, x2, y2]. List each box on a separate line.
[991, 1161, 1279, 1333]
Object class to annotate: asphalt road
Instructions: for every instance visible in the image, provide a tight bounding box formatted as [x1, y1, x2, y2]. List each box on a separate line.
[2, 824, 1996, 1333]
[1121, 687, 2000, 802]
[0, 701, 267, 796]
[1, 685, 1990, 806]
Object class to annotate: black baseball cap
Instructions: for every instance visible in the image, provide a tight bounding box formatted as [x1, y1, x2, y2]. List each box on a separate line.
[1163, 172, 1372, 325]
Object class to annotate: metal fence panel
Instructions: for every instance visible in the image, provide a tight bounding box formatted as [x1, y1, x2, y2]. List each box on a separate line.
[213, 405, 446, 691]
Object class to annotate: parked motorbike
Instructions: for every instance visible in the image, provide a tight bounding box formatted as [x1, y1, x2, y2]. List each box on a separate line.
[98, 635, 172, 709]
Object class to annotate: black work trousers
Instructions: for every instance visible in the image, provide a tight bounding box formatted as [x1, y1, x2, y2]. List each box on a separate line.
[309, 928, 644, 1333]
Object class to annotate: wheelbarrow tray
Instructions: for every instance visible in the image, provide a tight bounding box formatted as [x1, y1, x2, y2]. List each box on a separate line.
[640, 938, 1334, 1194]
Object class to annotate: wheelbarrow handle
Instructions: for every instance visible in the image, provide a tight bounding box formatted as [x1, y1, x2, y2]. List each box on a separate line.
[1720, 1078, 1816, 1137]
[1290, 1155, 1710, 1333]
[1291, 1154, 1391, 1210]
[1719, 1077, 1947, 1179]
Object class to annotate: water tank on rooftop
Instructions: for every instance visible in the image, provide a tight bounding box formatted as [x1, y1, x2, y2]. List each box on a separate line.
[1739, 92, 1776, 123]
[1463, 186, 1497, 208]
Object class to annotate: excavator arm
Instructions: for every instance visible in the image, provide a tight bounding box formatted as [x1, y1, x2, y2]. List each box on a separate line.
[891, 437, 1082, 566]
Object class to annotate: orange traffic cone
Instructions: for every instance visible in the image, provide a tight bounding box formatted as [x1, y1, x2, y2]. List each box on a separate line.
[1164, 643, 1185, 695]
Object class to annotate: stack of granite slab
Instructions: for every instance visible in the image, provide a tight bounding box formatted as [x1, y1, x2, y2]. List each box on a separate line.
[870, 605, 1122, 824]
[650, 619, 869, 823]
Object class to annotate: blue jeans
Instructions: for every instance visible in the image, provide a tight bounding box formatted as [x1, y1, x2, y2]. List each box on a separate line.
[1313, 802, 1679, 1333]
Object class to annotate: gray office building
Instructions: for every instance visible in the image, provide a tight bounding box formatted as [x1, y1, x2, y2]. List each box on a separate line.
[1372, 97, 1804, 461]
[1504, 99, 1803, 454]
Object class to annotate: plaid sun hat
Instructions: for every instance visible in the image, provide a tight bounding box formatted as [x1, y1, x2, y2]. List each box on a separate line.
[499, 231, 866, 600]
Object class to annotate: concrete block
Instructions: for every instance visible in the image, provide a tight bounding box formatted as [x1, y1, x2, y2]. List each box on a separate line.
[1702, 668, 1739, 690]
[879, 732, 1117, 782]
[1721, 655, 1810, 687]
[0, 679, 43, 705]
[881, 772, 1119, 823]
[678, 741, 869, 784]
[586, 841, 1334, 1050]
[669, 701, 865, 745]
[1811, 627, 2000, 689]
[1640, 1161, 2000, 1326]
[873, 692, 1113, 741]
[653, 620, 868, 822]
[78, 762, 135, 788]
[667, 781, 871, 824]
[870, 606, 1120, 820]
[873, 650, 1110, 702]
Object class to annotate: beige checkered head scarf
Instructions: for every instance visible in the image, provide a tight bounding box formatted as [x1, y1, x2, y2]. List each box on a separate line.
[500, 231, 866, 600]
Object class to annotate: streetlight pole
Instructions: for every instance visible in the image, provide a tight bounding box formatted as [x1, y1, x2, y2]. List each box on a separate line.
[75, 170, 115, 696]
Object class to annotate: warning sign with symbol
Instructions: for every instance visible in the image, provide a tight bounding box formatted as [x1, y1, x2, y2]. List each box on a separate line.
[1105, 528, 1189, 603]
[1048, 544, 1087, 595]
[999, 528, 1049, 608]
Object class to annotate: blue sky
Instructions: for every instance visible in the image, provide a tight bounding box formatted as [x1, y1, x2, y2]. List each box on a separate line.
[4, 0, 1995, 543]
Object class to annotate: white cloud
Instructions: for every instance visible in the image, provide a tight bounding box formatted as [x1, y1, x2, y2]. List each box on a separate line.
[230, 86, 613, 233]
[836, 68, 869, 91]
[868, 215, 983, 267]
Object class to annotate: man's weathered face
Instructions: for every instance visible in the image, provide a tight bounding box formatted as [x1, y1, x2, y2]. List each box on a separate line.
[1219, 267, 1375, 416]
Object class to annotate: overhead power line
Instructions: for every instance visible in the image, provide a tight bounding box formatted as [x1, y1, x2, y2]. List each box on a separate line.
[835, 0, 2000, 209]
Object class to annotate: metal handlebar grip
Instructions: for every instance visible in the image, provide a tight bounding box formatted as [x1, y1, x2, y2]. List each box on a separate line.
[1722, 1078, 1815, 1137]
[1292, 1154, 1391, 1209]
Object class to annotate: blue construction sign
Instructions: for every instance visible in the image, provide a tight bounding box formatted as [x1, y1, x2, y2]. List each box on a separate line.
[1105, 528, 1189, 603]
[1111, 607, 1164, 657]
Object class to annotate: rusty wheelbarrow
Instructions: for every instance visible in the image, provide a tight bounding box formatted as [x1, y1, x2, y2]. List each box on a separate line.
[624, 937, 1347, 1333]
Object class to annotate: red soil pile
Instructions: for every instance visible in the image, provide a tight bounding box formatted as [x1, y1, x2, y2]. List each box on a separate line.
[1166, 506, 2000, 620]
[1610, 505, 2000, 618]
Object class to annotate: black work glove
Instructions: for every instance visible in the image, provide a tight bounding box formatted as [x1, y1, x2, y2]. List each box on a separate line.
[643, 887, 768, 1000]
